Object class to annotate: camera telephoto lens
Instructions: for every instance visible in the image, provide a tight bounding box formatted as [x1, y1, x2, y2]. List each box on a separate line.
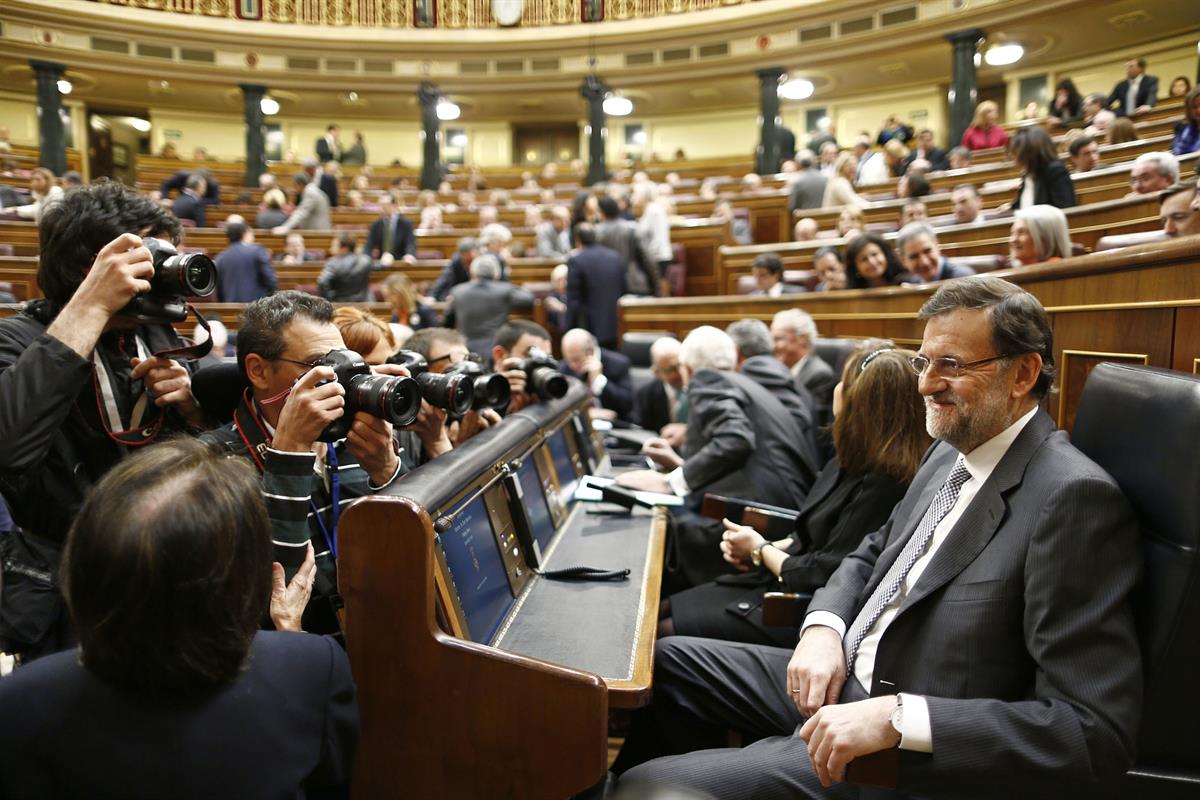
[346, 373, 422, 429]
[415, 372, 474, 416]
[443, 360, 511, 411]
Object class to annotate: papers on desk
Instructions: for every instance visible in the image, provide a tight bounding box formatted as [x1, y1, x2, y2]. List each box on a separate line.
[575, 475, 684, 507]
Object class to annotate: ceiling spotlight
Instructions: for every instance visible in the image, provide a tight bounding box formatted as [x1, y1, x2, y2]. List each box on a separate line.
[602, 94, 633, 116]
[128, 117, 152, 133]
[984, 44, 1024, 66]
[57, 79, 72, 95]
[260, 96, 280, 115]
[437, 99, 461, 121]
[777, 77, 814, 101]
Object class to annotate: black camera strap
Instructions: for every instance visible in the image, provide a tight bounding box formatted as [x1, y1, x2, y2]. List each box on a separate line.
[152, 302, 214, 362]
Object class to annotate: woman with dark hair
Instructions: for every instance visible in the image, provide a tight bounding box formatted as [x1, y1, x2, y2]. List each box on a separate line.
[0, 438, 359, 798]
[657, 345, 931, 646]
[1172, 86, 1200, 156]
[844, 232, 912, 288]
[1009, 126, 1077, 209]
[1047, 78, 1083, 125]
[1170, 76, 1192, 98]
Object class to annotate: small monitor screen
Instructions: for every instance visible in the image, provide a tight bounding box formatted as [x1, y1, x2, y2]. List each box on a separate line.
[547, 428, 579, 502]
[517, 455, 556, 552]
[439, 495, 514, 643]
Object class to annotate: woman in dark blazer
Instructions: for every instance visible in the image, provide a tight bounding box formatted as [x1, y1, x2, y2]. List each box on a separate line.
[659, 345, 932, 647]
[0, 439, 358, 800]
[1010, 126, 1077, 210]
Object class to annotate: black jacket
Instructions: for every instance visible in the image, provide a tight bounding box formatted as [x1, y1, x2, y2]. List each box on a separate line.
[739, 355, 820, 480]
[428, 254, 471, 301]
[0, 631, 359, 799]
[1013, 159, 1077, 209]
[318, 173, 339, 209]
[560, 348, 634, 420]
[365, 214, 417, 261]
[171, 191, 207, 227]
[566, 243, 626, 350]
[158, 171, 220, 205]
[633, 380, 671, 433]
[1106, 74, 1160, 116]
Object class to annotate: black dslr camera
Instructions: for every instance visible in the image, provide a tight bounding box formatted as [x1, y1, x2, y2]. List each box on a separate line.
[443, 359, 511, 412]
[126, 238, 217, 322]
[517, 347, 568, 401]
[388, 351, 474, 415]
[313, 349, 422, 442]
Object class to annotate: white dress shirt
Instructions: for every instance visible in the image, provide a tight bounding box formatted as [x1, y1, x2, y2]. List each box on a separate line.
[1019, 175, 1037, 209]
[1127, 75, 1142, 114]
[802, 405, 1039, 752]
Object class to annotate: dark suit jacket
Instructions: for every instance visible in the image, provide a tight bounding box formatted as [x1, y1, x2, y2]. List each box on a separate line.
[1106, 74, 1160, 116]
[566, 244, 626, 349]
[317, 254, 378, 302]
[171, 190, 206, 227]
[560, 348, 634, 419]
[750, 281, 806, 296]
[365, 214, 417, 261]
[215, 241, 277, 302]
[0, 631, 359, 799]
[634, 380, 680, 433]
[159, 171, 220, 205]
[680, 369, 814, 509]
[793, 354, 837, 423]
[315, 137, 339, 163]
[428, 254, 471, 301]
[739, 354, 820, 481]
[1013, 159, 1077, 209]
[902, 146, 948, 172]
[318, 173, 339, 208]
[444, 279, 535, 357]
[809, 410, 1142, 796]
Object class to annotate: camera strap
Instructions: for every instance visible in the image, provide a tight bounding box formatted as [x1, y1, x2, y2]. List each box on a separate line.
[310, 447, 341, 561]
[92, 334, 162, 447]
[149, 303, 214, 362]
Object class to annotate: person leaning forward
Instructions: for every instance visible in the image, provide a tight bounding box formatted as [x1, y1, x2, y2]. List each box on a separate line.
[614, 276, 1142, 800]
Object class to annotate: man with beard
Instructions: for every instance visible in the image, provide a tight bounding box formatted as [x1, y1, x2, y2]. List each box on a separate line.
[613, 276, 1142, 800]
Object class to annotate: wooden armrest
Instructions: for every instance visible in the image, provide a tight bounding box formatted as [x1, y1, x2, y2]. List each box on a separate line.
[760, 591, 812, 628]
[845, 748, 899, 789]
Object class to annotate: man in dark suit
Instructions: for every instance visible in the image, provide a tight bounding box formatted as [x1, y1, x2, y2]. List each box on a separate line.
[170, 174, 208, 227]
[565, 223, 625, 350]
[1106, 57, 1159, 116]
[560, 328, 634, 420]
[751, 252, 806, 297]
[428, 237, 478, 301]
[897, 223, 976, 284]
[365, 194, 417, 267]
[443, 254, 535, 358]
[614, 278, 1142, 799]
[597, 195, 658, 296]
[772, 308, 837, 423]
[214, 221, 277, 302]
[900, 129, 948, 172]
[633, 336, 687, 439]
[315, 123, 342, 163]
[316, 232, 377, 302]
[318, 160, 340, 209]
[158, 168, 220, 206]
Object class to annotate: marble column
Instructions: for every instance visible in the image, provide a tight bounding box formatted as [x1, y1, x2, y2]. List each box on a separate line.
[755, 66, 785, 175]
[945, 29, 984, 148]
[580, 76, 608, 186]
[417, 81, 442, 191]
[240, 84, 268, 187]
[30, 60, 67, 176]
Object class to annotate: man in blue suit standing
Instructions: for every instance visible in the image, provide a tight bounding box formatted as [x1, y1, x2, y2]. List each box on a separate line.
[566, 222, 626, 350]
[215, 222, 277, 302]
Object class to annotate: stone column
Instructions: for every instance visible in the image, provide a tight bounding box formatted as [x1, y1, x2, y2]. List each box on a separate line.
[755, 66, 785, 175]
[580, 76, 608, 186]
[30, 60, 67, 176]
[945, 29, 984, 148]
[417, 81, 442, 191]
[240, 84, 268, 187]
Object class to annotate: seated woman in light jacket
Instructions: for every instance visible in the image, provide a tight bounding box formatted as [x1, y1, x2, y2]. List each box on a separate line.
[15, 167, 63, 222]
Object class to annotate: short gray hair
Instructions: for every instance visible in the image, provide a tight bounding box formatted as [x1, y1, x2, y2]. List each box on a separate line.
[470, 253, 501, 280]
[771, 308, 818, 343]
[897, 222, 938, 254]
[479, 223, 512, 247]
[1135, 151, 1180, 183]
[680, 326, 737, 372]
[726, 319, 773, 358]
[1013, 205, 1071, 263]
[918, 276, 1056, 398]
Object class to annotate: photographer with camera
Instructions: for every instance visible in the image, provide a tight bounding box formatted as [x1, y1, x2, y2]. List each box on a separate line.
[489, 320, 568, 414]
[403, 327, 505, 444]
[201, 291, 419, 636]
[0, 180, 212, 660]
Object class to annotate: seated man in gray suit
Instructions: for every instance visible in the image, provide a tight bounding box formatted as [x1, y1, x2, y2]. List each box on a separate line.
[772, 308, 837, 424]
[751, 253, 807, 297]
[614, 277, 1142, 800]
[897, 223, 976, 284]
[442, 253, 534, 358]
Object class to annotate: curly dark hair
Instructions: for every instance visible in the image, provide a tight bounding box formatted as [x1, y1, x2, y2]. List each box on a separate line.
[845, 233, 910, 289]
[36, 178, 182, 310]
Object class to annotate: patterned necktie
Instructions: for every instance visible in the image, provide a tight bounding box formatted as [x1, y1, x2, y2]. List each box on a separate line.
[843, 460, 971, 673]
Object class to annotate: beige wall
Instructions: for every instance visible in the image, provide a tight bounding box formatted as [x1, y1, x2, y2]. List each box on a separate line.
[0, 95, 39, 145]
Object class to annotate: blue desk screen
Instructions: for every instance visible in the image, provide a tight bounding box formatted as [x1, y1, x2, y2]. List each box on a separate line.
[439, 496, 514, 643]
[547, 428, 579, 502]
[517, 456, 556, 552]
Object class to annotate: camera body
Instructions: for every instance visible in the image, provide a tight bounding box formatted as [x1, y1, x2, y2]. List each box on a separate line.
[124, 238, 217, 322]
[443, 359, 511, 412]
[517, 347, 568, 401]
[313, 349, 422, 442]
[388, 350, 474, 416]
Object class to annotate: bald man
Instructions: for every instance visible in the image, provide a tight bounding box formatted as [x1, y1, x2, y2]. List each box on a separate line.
[559, 328, 634, 420]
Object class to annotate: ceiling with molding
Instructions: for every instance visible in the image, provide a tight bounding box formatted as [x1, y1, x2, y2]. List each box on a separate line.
[0, 0, 1197, 121]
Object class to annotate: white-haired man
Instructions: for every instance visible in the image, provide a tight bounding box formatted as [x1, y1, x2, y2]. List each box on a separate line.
[897, 223, 976, 284]
[1127, 152, 1179, 197]
[442, 253, 533, 358]
[633, 336, 689, 446]
[619, 325, 817, 588]
[771, 309, 836, 420]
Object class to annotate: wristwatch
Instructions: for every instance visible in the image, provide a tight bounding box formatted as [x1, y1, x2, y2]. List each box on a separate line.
[889, 695, 904, 744]
[750, 542, 771, 566]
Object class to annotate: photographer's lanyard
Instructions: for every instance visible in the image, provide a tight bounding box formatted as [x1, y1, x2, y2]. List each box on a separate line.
[92, 334, 159, 446]
[310, 447, 341, 561]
